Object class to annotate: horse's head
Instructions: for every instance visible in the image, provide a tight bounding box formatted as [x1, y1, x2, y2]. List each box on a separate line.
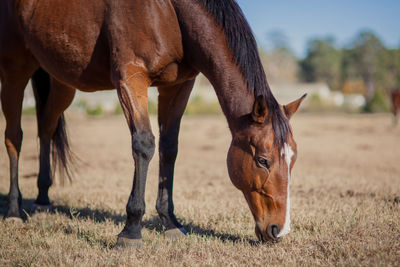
[227, 94, 306, 242]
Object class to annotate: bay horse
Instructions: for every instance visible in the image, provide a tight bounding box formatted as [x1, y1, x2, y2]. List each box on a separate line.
[0, 0, 305, 247]
[391, 89, 400, 126]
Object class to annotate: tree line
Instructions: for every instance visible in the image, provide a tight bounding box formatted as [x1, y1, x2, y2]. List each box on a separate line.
[260, 30, 400, 111]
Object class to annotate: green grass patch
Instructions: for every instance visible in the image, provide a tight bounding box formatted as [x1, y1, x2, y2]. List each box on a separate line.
[22, 106, 36, 116]
[185, 95, 222, 115]
[362, 91, 390, 113]
[86, 105, 103, 116]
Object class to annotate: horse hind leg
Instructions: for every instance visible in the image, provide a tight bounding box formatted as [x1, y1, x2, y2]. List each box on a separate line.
[32, 70, 75, 211]
[156, 79, 196, 239]
[1, 69, 34, 221]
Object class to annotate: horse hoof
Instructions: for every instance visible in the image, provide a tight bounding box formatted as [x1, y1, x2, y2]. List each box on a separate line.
[165, 227, 187, 239]
[115, 236, 143, 250]
[4, 217, 23, 224]
[32, 204, 53, 213]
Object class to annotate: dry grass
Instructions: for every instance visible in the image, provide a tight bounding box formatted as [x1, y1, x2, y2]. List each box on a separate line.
[0, 113, 399, 266]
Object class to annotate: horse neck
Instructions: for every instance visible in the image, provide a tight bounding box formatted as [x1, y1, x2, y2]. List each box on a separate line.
[173, 0, 256, 131]
[201, 58, 254, 131]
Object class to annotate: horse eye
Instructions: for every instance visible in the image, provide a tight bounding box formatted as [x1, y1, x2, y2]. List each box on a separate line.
[257, 157, 271, 169]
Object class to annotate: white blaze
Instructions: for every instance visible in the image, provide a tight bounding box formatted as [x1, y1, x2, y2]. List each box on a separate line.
[278, 143, 294, 237]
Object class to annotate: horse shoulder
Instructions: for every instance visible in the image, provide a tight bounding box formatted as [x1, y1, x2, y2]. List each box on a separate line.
[105, 0, 184, 80]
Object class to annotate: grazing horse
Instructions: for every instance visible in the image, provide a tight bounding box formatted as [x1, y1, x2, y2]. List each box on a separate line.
[391, 89, 400, 126]
[0, 0, 305, 246]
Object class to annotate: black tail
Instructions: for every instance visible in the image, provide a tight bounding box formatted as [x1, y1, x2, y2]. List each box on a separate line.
[31, 68, 74, 183]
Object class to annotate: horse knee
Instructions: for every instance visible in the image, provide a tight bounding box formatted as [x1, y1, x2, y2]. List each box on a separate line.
[131, 131, 155, 161]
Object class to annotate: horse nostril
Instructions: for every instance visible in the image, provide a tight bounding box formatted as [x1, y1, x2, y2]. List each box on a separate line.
[266, 224, 280, 240]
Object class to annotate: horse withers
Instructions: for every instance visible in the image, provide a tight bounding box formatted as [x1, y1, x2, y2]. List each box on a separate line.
[0, 0, 305, 246]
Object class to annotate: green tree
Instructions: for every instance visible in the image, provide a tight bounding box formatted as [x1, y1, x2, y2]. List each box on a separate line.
[381, 48, 400, 90]
[300, 37, 342, 90]
[262, 30, 299, 83]
[267, 30, 291, 52]
[341, 47, 358, 81]
[350, 31, 386, 101]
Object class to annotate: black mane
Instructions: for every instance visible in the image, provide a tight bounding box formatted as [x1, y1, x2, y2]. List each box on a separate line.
[196, 0, 290, 146]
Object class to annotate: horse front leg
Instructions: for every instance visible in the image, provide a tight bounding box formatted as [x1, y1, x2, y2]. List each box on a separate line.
[114, 70, 155, 249]
[156, 79, 195, 238]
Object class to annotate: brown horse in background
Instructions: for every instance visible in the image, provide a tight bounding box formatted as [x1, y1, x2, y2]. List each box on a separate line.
[391, 89, 400, 126]
[0, 0, 305, 247]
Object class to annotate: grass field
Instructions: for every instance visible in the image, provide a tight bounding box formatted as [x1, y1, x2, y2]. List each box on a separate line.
[0, 113, 399, 266]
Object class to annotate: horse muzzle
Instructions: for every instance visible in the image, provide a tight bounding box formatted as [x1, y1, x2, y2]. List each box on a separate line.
[255, 223, 281, 242]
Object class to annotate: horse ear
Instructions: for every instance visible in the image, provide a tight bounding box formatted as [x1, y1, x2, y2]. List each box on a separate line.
[284, 94, 307, 120]
[252, 95, 268, 123]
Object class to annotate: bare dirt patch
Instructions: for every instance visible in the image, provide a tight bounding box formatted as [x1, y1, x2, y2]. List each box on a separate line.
[1, 113, 399, 266]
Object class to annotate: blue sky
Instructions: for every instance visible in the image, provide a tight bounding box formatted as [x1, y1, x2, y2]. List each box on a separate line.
[236, 0, 400, 58]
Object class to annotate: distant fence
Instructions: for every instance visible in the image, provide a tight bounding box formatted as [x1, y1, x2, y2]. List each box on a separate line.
[1, 76, 366, 115]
